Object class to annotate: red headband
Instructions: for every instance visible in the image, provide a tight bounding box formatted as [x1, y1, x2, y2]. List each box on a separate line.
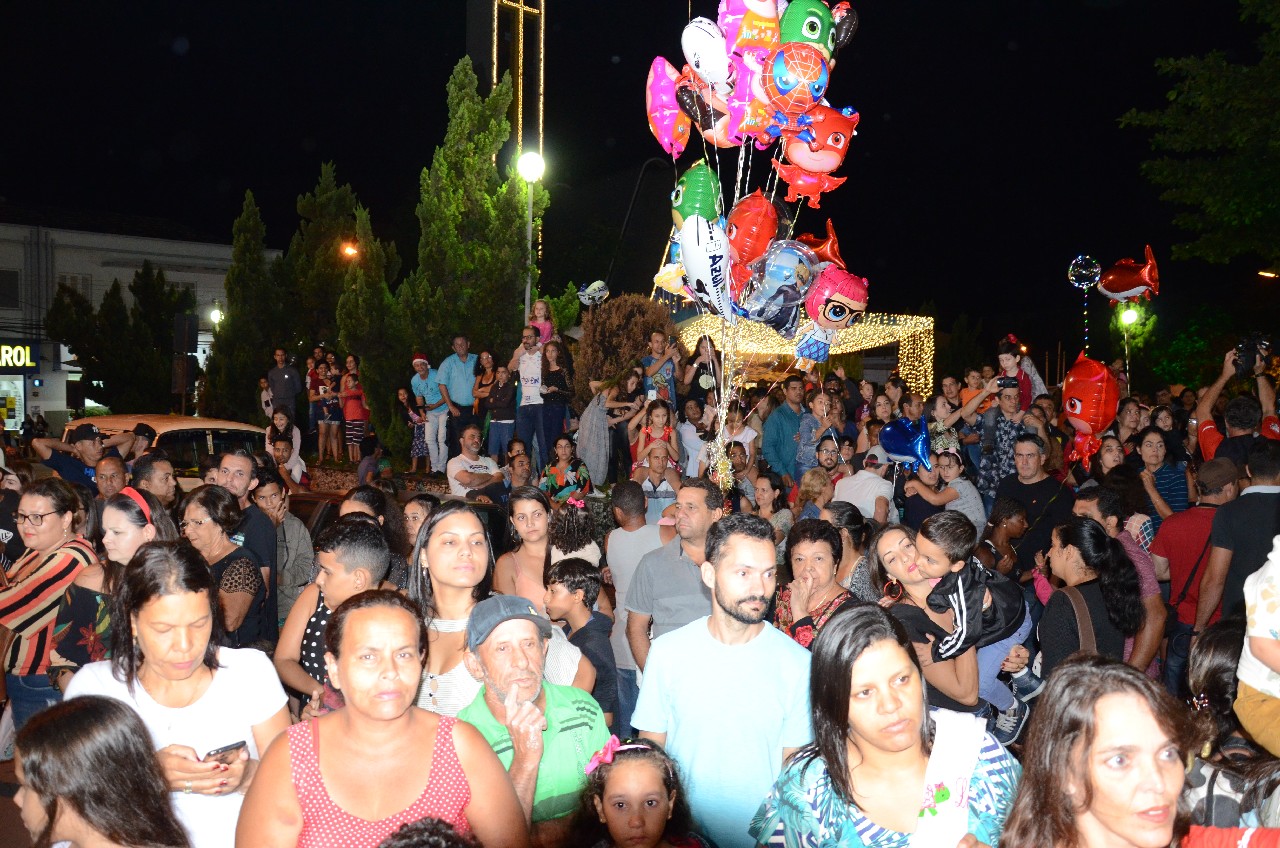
[120, 486, 152, 524]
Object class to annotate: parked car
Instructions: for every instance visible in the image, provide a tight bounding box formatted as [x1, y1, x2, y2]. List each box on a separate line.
[61, 414, 265, 492]
[286, 490, 515, 560]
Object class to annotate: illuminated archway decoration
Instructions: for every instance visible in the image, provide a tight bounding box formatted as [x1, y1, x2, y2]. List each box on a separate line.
[675, 312, 935, 396]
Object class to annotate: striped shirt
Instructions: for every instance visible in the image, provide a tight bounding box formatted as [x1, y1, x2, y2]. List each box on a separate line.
[0, 538, 94, 676]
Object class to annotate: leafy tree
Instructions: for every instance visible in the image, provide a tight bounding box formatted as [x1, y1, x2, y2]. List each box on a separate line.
[336, 208, 412, 456]
[1150, 304, 1235, 388]
[1108, 302, 1159, 391]
[202, 192, 282, 421]
[933, 311, 985, 389]
[397, 60, 549, 360]
[46, 261, 194, 412]
[284, 163, 362, 351]
[1121, 0, 1280, 265]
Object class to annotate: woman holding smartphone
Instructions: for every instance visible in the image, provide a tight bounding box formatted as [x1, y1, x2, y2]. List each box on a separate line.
[65, 542, 290, 848]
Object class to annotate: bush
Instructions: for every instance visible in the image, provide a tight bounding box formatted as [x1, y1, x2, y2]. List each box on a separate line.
[572, 295, 677, 410]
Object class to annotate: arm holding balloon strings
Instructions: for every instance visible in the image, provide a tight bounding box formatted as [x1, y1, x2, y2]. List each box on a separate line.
[940, 379, 1000, 430]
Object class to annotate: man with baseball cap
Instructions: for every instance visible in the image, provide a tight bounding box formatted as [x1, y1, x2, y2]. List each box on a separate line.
[32, 422, 135, 495]
[459, 595, 609, 844]
[123, 422, 157, 464]
[1150, 456, 1240, 697]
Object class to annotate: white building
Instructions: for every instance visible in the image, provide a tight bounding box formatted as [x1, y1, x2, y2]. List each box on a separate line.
[0, 206, 278, 431]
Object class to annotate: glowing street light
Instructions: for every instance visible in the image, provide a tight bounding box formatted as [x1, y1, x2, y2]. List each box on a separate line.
[517, 151, 545, 322]
[341, 242, 359, 258]
[210, 300, 224, 326]
[1260, 268, 1278, 279]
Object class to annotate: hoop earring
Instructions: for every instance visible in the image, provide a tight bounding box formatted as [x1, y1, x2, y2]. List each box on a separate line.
[882, 579, 904, 602]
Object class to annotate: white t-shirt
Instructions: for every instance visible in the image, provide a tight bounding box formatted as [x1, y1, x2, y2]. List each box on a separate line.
[678, 421, 705, 477]
[552, 540, 602, 567]
[518, 348, 543, 406]
[604, 524, 664, 670]
[1238, 535, 1280, 697]
[834, 470, 897, 524]
[446, 454, 499, 496]
[280, 453, 308, 484]
[632, 617, 812, 848]
[64, 648, 287, 848]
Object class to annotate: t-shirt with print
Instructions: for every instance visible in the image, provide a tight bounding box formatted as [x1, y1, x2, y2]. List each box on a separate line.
[446, 454, 498, 496]
[1238, 536, 1280, 698]
[457, 682, 610, 822]
[632, 617, 812, 848]
[642, 354, 677, 403]
[518, 349, 543, 407]
[42, 451, 100, 494]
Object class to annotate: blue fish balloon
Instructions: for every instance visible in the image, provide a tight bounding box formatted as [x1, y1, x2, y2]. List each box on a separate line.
[879, 417, 932, 471]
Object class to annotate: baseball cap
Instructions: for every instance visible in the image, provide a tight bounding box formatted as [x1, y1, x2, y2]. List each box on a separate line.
[1196, 457, 1238, 491]
[69, 423, 101, 444]
[132, 423, 157, 446]
[466, 595, 552, 652]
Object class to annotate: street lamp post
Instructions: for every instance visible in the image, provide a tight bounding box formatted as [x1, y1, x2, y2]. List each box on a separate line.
[1121, 306, 1138, 383]
[516, 151, 545, 323]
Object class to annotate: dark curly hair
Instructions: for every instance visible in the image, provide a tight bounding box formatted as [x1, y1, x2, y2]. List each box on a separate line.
[567, 737, 697, 848]
[550, 498, 597, 556]
[1054, 515, 1145, 637]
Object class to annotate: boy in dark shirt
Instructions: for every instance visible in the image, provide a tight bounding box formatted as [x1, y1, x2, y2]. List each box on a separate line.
[543, 557, 618, 727]
[915, 511, 1038, 744]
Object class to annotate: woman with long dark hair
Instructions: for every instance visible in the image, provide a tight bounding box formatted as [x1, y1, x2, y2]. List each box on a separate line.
[1133, 424, 1191, 534]
[64, 542, 289, 848]
[14, 694, 190, 848]
[750, 602, 1020, 846]
[819, 500, 876, 602]
[1035, 515, 1145, 680]
[494, 486, 554, 608]
[540, 339, 574, 444]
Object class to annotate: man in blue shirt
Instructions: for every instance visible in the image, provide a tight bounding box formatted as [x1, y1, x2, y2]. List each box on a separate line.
[641, 330, 681, 409]
[436, 334, 478, 460]
[33, 423, 134, 495]
[762, 375, 805, 488]
[410, 353, 447, 474]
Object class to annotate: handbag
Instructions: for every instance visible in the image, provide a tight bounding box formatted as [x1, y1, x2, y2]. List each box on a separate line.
[1165, 534, 1213, 639]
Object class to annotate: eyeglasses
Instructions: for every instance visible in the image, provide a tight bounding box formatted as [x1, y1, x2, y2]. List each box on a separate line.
[16, 511, 59, 526]
[179, 517, 213, 531]
[817, 448, 839, 455]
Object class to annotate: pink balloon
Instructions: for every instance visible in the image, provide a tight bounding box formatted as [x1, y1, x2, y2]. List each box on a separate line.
[646, 57, 691, 158]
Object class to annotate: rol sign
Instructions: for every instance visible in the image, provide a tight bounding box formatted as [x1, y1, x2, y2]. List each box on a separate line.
[0, 342, 39, 374]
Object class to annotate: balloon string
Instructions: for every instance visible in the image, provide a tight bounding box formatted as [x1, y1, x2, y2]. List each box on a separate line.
[733, 141, 749, 207]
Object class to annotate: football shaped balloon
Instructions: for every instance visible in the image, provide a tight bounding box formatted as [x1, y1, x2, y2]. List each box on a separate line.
[1061, 352, 1121, 471]
[679, 215, 735, 322]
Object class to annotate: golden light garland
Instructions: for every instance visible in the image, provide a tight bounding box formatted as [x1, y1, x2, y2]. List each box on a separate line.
[676, 312, 935, 396]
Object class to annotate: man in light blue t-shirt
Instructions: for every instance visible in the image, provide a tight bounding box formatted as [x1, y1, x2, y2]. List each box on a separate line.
[632, 513, 812, 848]
[436, 334, 478, 460]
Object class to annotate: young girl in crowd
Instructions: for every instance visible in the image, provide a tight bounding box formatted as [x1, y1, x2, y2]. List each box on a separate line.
[678, 398, 708, 477]
[629, 400, 676, 469]
[549, 494, 602, 567]
[396, 387, 426, 470]
[794, 389, 838, 479]
[793, 468, 834, 522]
[529, 298, 556, 344]
[265, 407, 301, 458]
[901, 452, 946, 530]
[719, 406, 758, 469]
[570, 737, 712, 848]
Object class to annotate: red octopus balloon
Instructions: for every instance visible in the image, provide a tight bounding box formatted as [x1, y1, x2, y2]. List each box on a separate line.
[725, 190, 779, 301]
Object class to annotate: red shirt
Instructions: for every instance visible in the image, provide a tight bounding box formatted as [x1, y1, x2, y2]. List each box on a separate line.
[1198, 415, 1280, 460]
[1150, 505, 1219, 626]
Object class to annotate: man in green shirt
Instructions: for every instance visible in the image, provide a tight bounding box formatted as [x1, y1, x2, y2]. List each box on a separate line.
[460, 595, 609, 846]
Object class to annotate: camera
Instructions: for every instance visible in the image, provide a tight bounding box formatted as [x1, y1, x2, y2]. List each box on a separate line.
[996, 376, 1019, 389]
[1235, 334, 1272, 379]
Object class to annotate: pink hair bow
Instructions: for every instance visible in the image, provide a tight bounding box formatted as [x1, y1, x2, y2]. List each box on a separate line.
[566, 495, 586, 509]
[584, 735, 647, 775]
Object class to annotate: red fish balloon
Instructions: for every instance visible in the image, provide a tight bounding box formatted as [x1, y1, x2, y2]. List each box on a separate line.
[796, 219, 846, 269]
[1061, 352, 1121, 471]
[1097, 244, 1160, 304]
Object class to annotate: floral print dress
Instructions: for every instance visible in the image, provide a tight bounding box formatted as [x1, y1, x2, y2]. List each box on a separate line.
[773, 586, 853, 649]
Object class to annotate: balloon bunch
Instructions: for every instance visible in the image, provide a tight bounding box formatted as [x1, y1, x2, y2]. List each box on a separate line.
[647, 1, 870, 362]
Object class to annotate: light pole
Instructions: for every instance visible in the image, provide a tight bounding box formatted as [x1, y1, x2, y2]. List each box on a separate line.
[516, 151, 545, 323]
[1121, 306, 1138, 383]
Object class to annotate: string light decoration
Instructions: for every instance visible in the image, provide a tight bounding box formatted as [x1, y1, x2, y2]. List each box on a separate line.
[676, 312, 935, 395]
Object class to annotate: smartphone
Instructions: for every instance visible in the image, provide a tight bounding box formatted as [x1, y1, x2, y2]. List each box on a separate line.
[647, 389, 658, 401]
[203, 740, 247, 765]
[996, 376, 1019, 389]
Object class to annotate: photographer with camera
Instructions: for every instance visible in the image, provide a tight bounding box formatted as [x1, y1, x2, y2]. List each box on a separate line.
[1192, 345, 1279, 470]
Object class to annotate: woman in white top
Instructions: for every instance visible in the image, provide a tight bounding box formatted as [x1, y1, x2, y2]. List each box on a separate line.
[407, 501, 594, 716]
[65, 542, 290, 848]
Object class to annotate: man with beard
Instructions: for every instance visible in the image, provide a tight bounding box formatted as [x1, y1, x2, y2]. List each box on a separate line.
[632, 512, 812, 848]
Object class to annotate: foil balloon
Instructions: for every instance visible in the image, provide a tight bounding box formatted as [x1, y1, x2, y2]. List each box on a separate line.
[779, 0, 837, 58]
[653, 264, 693, 301]
[794, 265, 868, 369]
[1067, 255, 1101, 290]
[735, 239, 818, 339]
[671, 161, 721, 231]
[1097, 245, 1160, 303]
[675, 84, 739, 149]
[725, 190, 779, 299]
[679, 215, 736, 323]
[880, 417, 932, 472]
[762, 42, 829, 122]
[1061, 352, 1121, 471]
[646, 57, 691, 158]
[773, 104, 858, 207]
[682, 18, 732, 94]
[578, 280, 610, 306]
[796, 219, 845, 269]
[718, 0, 780, 56]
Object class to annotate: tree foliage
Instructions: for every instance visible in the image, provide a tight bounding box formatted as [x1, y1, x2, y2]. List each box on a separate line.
[1150, 304, 1236, 388]
[396, 60, 549, 360]
[202, 192, 283, 421]
[573, 295, 677, 405]
[46, 261, 194, 412]
[285, 163, 363, 350]
[336, 208, 411, 456]
[529, 281, 582, 335]
[1121, 0, 1280, 265]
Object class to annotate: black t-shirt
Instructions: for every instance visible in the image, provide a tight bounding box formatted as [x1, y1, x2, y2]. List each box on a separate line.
[43, 452, 98, 493]
[1037, 580, 1127, 680]
[233, 503, 279, 639]
[211, 547, 267, 648]
[996, 474, 1076, 574]
[1210, 489, 1280, 617]
[886, 602, 986, 715]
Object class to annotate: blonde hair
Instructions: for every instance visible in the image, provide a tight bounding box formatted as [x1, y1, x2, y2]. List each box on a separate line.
[795, 467, 833, 514]
[529, 299, 553, 325]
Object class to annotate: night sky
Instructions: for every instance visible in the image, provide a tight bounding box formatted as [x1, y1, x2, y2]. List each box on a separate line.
[0, 1, 1263, 368]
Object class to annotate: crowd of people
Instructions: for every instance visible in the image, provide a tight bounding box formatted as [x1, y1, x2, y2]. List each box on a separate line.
[1, 323, 1279, 848]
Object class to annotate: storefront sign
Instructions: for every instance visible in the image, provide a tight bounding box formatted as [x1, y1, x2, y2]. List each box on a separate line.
[0, 341, 39, 374]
